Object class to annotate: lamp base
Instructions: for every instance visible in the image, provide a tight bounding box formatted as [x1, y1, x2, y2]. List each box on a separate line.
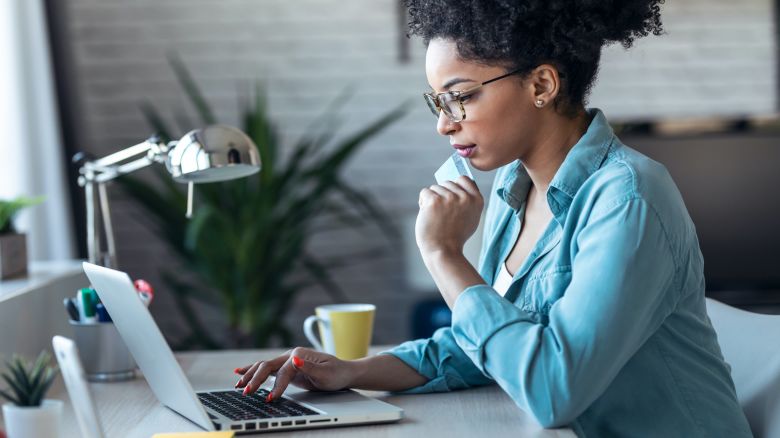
[0, 233, 28, 279]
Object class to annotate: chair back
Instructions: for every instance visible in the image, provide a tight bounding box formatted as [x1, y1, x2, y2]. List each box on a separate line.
[706, 298, 780, 438]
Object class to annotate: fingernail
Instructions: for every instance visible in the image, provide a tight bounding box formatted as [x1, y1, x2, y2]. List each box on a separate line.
[266, 393, 273, 403]
[233, 368, 241, 374]
[243, 386, 250, 395]
[292, 356, 303, 368]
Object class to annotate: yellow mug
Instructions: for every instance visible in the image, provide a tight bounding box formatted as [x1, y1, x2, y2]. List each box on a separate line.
[303, 304, 375, 360]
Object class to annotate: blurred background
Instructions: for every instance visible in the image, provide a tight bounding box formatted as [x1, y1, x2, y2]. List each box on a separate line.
[1, 0, 779, 350]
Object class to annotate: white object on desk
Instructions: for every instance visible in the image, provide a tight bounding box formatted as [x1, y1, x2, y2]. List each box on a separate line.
[706, 298, 780, 438]
[1, 399, 63, 438]
[52, 336, 105, 438]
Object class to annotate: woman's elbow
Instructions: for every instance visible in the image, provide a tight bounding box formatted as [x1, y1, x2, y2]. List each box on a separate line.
[534, 412, 575, 429]
[521, 392, 582, 429]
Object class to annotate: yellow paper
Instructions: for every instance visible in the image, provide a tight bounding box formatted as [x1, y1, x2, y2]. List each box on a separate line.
[152, 432, 235, 438]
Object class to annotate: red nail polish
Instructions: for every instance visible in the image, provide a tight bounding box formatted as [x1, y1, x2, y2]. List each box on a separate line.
[292, 356, 303, 368]
[234, 368, 241, 374]
[243, 386, 250, 395]
[266, 393, 273, 403]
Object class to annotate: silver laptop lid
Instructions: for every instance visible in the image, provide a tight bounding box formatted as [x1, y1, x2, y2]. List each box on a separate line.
[82, 262, 214, 431]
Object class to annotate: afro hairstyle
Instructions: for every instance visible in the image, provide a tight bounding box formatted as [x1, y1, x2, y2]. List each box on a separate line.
[405, 0, 665, 116]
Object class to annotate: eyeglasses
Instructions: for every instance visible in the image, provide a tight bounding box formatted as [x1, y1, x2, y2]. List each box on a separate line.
[423, 68, 522, 122]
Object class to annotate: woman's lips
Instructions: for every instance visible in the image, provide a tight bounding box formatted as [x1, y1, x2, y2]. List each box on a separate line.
[453, 144, 476, 158]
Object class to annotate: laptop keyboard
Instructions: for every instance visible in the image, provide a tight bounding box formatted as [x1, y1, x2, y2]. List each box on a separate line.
[198, 389, 319, 421]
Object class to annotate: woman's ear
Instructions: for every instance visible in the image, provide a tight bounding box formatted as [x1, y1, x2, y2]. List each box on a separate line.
[528, 64, 561, 108]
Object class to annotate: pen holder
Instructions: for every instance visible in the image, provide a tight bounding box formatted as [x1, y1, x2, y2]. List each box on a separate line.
[70, 320, 136, 382]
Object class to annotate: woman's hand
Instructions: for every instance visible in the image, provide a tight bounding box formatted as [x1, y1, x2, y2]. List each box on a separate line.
[416, 176, 483, 257]
[233, 347, 355, 402]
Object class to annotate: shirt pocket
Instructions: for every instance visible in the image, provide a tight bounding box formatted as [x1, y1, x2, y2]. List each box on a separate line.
[519, 265, 572, 320]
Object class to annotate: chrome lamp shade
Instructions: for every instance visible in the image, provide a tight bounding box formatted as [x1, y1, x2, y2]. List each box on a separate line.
[167, 125, 261, 183]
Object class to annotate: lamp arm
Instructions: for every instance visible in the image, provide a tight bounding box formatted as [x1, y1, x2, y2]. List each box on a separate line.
[90, 140, 154, 168]
[80, 137, 170, 184]
[78, 136, 171, 267]
[91, 155, 156, 184]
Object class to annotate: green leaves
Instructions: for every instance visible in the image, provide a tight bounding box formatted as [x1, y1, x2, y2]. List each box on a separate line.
[119, 54, 406, 349]
[0, 196, 44, 235]
[0, 351, 58, 407]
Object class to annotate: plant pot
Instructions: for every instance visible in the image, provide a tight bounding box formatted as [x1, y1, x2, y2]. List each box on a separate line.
[0, 233, 27, 279]
[2, 399, 63, 438]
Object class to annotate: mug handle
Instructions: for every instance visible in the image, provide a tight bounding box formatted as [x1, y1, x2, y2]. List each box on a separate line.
[303, 315, 324, 352]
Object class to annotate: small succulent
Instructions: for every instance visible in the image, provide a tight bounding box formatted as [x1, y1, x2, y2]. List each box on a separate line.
[0, 351, 58, 407]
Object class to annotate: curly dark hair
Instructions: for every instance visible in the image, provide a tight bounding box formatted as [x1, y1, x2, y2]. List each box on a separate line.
[406, 0, 665, 117]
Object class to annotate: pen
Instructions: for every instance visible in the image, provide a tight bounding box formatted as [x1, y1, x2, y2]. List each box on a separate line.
[96, 302, 112, 322]
[79, 287, 98, 323]
[63, 297, 80, 321]
[76, 288, 84, 322]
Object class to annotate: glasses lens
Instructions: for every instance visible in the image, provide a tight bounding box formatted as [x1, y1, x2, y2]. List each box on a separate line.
[438, 93, 464, 122]
[423, 94, 440, 118]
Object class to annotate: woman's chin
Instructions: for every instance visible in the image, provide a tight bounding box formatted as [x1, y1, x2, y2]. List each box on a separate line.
[469, 156, 505, 172]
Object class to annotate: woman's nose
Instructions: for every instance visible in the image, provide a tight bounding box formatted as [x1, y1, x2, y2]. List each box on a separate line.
[436, 111, 459, 136]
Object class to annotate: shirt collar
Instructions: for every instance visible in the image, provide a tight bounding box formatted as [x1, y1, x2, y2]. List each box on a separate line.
[496, 108, 614, 219]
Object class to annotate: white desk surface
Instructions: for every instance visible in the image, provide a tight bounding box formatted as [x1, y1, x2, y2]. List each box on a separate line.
[2, 347, 575, 437]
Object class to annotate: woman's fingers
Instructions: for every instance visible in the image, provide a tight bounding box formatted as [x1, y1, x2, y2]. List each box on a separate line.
[235, 354, 290, 394]
[233, 364, 252, 375]
[418, 187, 439, 208]
[438, 181, 471, 200]
[245, 355, 288, 394]
[269, 354, 307, 401]
[231, 348, 343, 399]
[269, 347, 327, 399]
[455, 175, 480, 195]
[235, 361, 263, 388]
[271, 347, 351, 400]
[429, 178, 479, 202]
[428, 184, 458, 200]
[243, 362, 272, 395]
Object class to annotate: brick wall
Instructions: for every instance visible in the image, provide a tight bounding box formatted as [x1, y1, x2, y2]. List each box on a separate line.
[57, 0, 777, 348]
[593, 0, 777, 121]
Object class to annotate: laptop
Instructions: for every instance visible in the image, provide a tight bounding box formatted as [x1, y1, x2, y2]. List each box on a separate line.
[81, 262, 403, 434]
[52, 335, 106, 438]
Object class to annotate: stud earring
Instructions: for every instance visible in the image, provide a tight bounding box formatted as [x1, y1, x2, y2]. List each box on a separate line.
[535, 99, 544, 107]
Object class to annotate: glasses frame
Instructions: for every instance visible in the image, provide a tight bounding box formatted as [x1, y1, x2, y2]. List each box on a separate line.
[423, 68, 523, 122]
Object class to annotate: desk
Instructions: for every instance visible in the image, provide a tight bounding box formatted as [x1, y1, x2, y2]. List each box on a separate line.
[2, 347, 575, 437]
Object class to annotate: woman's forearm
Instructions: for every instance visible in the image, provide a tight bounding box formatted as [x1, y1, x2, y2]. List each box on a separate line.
[422, 249, 486, 309]
[348, 353, 429, 391]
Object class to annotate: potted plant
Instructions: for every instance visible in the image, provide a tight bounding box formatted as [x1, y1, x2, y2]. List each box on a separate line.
[116, 54, 406, 349]
[0, 352, 60, 438]
[0, 196, 43, 279]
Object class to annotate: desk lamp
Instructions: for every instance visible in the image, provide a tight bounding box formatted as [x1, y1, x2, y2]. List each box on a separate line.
[76, 125, 261, 268]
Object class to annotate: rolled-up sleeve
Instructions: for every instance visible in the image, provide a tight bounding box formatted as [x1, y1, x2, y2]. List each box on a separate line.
[451, 196, 679, 427]
[380, 326, 494, 394]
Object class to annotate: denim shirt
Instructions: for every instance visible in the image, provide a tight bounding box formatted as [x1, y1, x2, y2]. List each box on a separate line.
[383, 109, 752, 437]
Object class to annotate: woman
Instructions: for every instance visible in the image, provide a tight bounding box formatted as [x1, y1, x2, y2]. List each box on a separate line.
[235, 1, 752, 435]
